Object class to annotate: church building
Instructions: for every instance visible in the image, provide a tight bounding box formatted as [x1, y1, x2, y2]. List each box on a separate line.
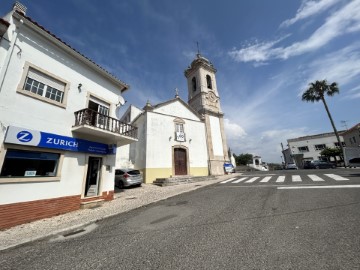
[118, 54, 229, 183]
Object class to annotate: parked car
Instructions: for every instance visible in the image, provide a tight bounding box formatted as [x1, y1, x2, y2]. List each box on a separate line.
[303, 160, 336, 169]
[348, 157, 360, 168]
[285, 163, 298, 170]
[115, 169, 143, 188]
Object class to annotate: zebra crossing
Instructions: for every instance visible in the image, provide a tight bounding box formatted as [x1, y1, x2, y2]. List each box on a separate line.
[220, 174, 350, 185]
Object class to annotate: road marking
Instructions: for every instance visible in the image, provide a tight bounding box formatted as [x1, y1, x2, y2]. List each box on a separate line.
[278, 185, 360, 190]
[276, 176, 285, 183]
[308, 174, 325, 182]
[292, 175, 302, 182]
[245, 177, 259, 183]
[220, 178, 237, 184]
[232, 177, 248, 183]
[324, 174, 349, 181]
[260, 176, 272, 183]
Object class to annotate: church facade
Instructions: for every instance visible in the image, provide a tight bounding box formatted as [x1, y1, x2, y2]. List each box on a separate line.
[118, 54, 229, 183]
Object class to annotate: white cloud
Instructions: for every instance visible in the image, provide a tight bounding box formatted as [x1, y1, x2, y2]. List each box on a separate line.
[224, 118, 247, 140]
[298, 43, 360, 96]
[280, 0, 340, 28]
[229, 1, 360, 64]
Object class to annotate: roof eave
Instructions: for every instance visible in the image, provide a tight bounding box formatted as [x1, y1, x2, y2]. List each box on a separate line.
[12, 12, 129, 93]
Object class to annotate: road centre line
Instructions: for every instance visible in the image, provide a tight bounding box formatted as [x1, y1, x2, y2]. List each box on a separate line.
[278, 185, 360, 190]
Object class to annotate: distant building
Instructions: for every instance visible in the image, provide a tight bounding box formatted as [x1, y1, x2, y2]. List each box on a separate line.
[0, 3, 137, 229]
[342, 123, 360, 147]
[284, 131, 345, 167]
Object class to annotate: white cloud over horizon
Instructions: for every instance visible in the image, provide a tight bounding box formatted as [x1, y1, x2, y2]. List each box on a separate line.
[280, 0, 341, 28]
[229, 1, 360, 64]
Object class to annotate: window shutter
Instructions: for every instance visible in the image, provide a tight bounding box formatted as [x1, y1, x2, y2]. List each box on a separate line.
[27, 68, 65, 91]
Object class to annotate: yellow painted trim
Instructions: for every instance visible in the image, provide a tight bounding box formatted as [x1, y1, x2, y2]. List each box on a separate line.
[143, 168, 172, 184]
[142, 167, 209, 184]
[189, 167, 209, 176]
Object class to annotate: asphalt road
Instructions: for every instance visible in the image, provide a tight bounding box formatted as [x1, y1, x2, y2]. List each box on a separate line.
[1, 169, 359, 269]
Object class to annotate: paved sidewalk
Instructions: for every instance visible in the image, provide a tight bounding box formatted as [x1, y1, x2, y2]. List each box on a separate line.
[0, 174, 238, 251]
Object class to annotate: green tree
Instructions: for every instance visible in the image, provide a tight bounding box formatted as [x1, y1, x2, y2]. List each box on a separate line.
[301, 80, 344, 157]
[320, 147, 342, 163]
[234, 153, 253, 165]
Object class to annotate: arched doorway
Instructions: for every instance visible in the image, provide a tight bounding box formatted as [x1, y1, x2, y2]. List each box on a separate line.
[174, 148, 187, 175]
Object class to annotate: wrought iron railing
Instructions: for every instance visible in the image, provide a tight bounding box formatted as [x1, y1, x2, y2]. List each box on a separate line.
[74, 108, 138, 139]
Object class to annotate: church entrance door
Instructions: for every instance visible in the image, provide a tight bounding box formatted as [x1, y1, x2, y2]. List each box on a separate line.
[174, 148, 187, 175]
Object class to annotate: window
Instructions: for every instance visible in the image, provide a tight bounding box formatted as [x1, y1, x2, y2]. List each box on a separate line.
[192, 77, 197, 92]
[88, 96, 110, 127]
[18, 63, 69, 107]
[314, 144, 326, 151]
[176, 123, 184, 133]
[0, 149, 60, 178]
[23, 68, 65, 103]
[334, 142, 345, 147]
[174, 118, 185, 142]
[206, 75, 212, 89]
[298, 146, 309, 152]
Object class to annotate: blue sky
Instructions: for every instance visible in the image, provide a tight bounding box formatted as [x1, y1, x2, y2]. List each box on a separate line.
[1, 0, 359, 163]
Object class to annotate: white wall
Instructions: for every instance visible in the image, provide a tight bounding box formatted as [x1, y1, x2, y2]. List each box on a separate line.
[209, 116, 224, 156]
[146, 111, 208, 168]
[0, 15, 127, 204]
[288, 134, 344, 160]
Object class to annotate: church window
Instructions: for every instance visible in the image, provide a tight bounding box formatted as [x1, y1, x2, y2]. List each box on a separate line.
[206, 75, 212, 89]
[192, 77, 197, 92]
[176, 123, 184, 133]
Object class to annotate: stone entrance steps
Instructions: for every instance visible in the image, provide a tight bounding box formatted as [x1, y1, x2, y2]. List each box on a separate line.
[153, 175, 217, 187]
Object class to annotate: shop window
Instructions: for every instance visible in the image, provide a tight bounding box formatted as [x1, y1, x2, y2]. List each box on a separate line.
[18, 62, 69, 108]
[0, 149, 60, 177]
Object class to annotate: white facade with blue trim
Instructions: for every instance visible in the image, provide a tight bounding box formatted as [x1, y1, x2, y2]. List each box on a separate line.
[0, 3, 137, 229]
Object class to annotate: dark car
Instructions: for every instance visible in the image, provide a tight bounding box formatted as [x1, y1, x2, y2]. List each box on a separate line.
[348, 157, 360, 168]
[303, 160, 336, 169]
[115, 169, 143, 188]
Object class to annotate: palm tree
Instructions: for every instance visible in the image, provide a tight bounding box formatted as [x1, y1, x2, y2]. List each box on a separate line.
[301, 80, 344, 161]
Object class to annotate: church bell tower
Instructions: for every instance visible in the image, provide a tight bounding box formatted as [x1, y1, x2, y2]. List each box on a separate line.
[184, 54, 229, 175]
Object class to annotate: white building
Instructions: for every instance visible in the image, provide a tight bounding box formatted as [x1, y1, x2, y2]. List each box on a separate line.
[0, 3, 137, 229]
[286, 131, 345, 167]
[118, 53, 230, 183]
[118, 98, 209, 183]
[342, 123, 360, 147]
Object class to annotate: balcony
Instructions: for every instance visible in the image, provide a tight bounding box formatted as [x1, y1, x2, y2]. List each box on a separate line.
[72, 108, 138, 146]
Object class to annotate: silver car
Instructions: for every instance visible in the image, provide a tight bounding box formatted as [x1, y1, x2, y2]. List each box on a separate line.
[115, 169, 143, 188]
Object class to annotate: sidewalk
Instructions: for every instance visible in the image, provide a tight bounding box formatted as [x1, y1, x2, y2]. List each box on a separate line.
[0, 174, 238, 251]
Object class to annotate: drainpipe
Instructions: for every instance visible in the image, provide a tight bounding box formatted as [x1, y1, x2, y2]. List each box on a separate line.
[0, 18, 23, 93]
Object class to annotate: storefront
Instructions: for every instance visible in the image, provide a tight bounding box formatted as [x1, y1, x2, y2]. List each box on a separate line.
[0, 126, 117, 229]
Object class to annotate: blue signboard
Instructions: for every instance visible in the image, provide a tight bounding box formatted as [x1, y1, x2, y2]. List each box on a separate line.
[5, 126, 115, 155]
